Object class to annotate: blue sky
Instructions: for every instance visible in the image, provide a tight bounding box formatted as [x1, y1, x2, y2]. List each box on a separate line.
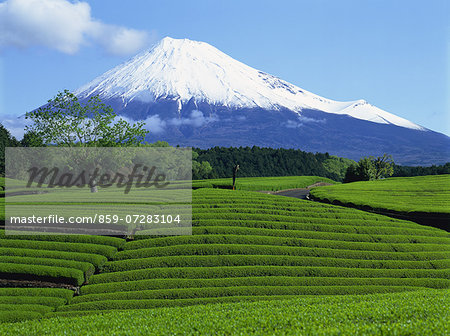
[1, 0, 448, 137]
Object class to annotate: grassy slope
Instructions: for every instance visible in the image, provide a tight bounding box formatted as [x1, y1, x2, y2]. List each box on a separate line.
[0, 178, 448, 330]
[0, 232, 124, 322]
[1, 175, 334, 220]
[193, 176, 336, 191]
[0, 288, 74, 323]
[58, 189, 449, 313]
[309, 175, 450, 214]
[1, 289, 448, 335]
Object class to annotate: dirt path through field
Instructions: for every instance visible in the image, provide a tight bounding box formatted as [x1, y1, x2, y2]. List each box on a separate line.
[258, 182, 334, 200]
[272, 189, 310, 199]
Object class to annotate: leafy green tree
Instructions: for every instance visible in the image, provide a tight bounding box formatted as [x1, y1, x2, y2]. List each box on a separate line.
[356, 157, 376, 181]
[20, 131, 44, 147]
[343, 164, 359, 183]
[193, 161, 213, 179]
[372, 154, 394, 179]
[344, 154, 394, 183]
[24, 90, 149, 192]
[25, 90, 148, 147]
[322, 156, 355, 181]
[192, 151, 212, 179]
[0, 123, 19, 175]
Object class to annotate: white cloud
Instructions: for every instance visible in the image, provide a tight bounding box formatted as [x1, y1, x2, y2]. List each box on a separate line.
[1, 114, 30, 139]
[284, 115, 325, 128]
[0, 0, 153, 55]
[143, 115, 166, 134]
[88, 21, 156, 56]
[169, 110, 218, 127]
[298, 115, 325, 123]
[107, 111, 219, 136]
[112, 115, 166, 135]
[285, 120, 302, 128]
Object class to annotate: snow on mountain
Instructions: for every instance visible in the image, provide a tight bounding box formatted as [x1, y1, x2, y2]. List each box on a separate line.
[75, 37, 424, 131]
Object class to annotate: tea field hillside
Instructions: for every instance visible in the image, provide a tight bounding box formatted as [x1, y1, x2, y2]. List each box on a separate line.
[309, 175, 450, 230]
[0, 177, 448, 334]
[1, 289, 447, 335]
[309, 175, 450, 213]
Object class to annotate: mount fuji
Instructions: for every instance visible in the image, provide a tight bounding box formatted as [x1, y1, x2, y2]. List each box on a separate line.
[74, 37, 450, 165]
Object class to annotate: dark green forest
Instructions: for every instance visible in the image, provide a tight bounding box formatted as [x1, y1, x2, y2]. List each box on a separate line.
[194, 146, 450, 181]
[393, 163, 450, 177]
[1, 123, 449, 181]
[194, 147, 355, 181]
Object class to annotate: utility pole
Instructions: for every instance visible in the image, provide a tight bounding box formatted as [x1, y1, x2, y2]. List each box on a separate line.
[232, 164, 239, 190]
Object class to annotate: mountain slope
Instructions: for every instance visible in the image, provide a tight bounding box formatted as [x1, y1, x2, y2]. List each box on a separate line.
[76, 37, 422, 130]
[74, 37, 450, 165]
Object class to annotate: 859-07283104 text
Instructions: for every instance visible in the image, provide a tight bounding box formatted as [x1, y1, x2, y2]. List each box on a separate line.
[9, 214, 182, 225]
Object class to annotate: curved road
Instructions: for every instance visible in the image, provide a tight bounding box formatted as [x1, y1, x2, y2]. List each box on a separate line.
[273, 189, 310, 199]
[268, 183, 334, 200]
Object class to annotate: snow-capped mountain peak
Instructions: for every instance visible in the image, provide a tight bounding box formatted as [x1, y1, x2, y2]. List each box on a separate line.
[75, 37, 423, 131]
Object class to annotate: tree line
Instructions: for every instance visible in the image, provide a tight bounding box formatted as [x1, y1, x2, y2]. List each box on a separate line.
[194, 147, 449, 181]
[2, 123, 449, 182]
[194, 146, 355, 181]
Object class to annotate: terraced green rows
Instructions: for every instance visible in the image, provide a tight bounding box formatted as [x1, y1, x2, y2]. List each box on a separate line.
[62, 286, 423, 312]
[0, 232, 125, 248]
[1, 184, 448, 321]
[127, 233, 450, 251]
[0, 233, 125, 321]
[0, 288, 73, 323]
[89, 266, 449, 284]
[0, 233, 123, 286]
[81, 277, 449, 295]
[63, 189, 449, 312]
[7, 289, 444, 335]
[112, 243, 449, 262]
[309, 174, 450, 214]
[0, 247, 108, 268]
[0, 239, 118, 258]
